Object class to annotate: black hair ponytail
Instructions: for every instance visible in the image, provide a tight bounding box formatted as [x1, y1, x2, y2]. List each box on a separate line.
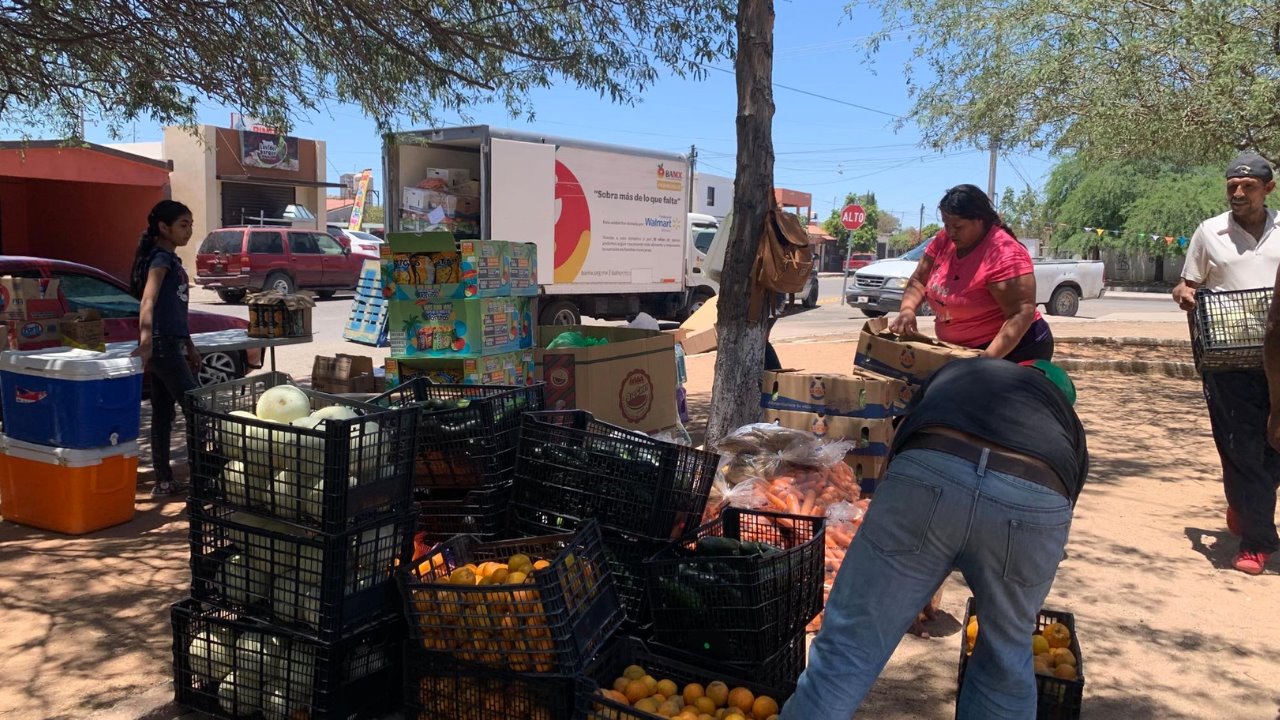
[130, 200, 191, 299]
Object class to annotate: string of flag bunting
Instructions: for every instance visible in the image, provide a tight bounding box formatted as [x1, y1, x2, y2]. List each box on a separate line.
[1050, 222, 1190, 248]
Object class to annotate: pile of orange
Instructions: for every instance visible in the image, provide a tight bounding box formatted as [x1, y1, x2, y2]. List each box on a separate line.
[965, 616, 1079, 681]
[593, 663, 780, 720]
[416, 674, 556, 720]
[409, 552, 597, 672]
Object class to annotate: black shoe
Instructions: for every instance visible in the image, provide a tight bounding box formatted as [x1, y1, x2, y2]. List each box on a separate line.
[150, 480, 178, 497]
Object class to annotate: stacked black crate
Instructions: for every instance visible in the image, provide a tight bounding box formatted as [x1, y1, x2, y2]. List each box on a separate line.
[508, 410, 720, 632]
[171, 372, 419, 719]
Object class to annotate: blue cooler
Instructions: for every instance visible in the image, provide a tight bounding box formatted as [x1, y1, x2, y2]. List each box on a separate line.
[0, 346, 143, 449]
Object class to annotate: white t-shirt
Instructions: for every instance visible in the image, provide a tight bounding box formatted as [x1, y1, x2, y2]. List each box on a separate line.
[1180, 209, 1280, 291]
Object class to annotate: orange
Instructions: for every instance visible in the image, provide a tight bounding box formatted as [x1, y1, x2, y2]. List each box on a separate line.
[448, 566, 476, 585]
[642, 676, 659, 695]
[752, 696, 779, 719]
[489, 567, 509, 585]
[674, 712, 699, 720]
[966, 618, 979, 646]
[1031, 635, 1050, 655]
[694, 696, 717, 715]
[508, 553, 533, 571]
[533, 559, 552, 571]
[683, 683, 706, 705]
[657, 679, 679, 699]
[1042, 622, 1071, 649]
[1053, 664, 1078, 680]
[658, 699, 685, 717]
[1049, 648, 1077, 668]
[624, 679, 650, 703]
[635, 697, 662, 714]
[623, 664, 647, 681]
[706, 681, 729, 708]
[1033, 655, 1052, 675]
[613, 677, 630, 693]
[728, 687, 754, 714]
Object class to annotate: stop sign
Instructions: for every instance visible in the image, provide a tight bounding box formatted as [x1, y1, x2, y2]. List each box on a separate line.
[840, 204, 866, 230]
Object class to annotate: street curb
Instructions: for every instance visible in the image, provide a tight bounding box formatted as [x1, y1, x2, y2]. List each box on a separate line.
[1057, 336, 1191, 348]
[1104, 285, 1174, 294]
[1057, 358, 1198, 378]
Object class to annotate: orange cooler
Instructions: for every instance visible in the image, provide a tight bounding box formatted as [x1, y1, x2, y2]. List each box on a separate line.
[0, 435, 139, 534]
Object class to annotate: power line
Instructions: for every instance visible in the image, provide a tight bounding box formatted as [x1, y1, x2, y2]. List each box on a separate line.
[701, 64, 903, 119]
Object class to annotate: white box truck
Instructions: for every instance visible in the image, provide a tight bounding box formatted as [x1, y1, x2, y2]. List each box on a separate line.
[382, 125, 720, 325]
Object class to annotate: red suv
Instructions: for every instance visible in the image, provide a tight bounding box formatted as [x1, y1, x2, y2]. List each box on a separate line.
[194, 226, 365, 303]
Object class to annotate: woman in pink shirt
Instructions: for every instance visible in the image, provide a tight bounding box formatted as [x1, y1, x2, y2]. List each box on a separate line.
[890, 185, 1053, 362]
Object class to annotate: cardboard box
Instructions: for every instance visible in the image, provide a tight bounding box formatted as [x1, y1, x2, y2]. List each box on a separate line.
[536, 325, 677, 434]
[761, 368, 910, 419]
[421, 168, 471, 189]
[458, 180, 482, 196]
[454, 194, 481, 217]
[0, 277, 62, 350]
[246, 291, 314, 338]
[385, 350, 535, 387]
[312, 354, 376, 394]
[388, 295, 533, 358]
[845, 453, 888, 486]
[60, 309, 105, 351]
[758, 408, 894, 458]
[854, 317, 980, 385]
[677, 294, 718, 355]
[381, 233, 538, 300]
[505, 241, 539, 297]
[0, 323, 7, 352]
[402, 186, 458, 217]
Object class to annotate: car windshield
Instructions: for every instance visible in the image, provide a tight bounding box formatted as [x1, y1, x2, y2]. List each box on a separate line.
[900, 237, 933, 261]
[55, 272, 139, 319]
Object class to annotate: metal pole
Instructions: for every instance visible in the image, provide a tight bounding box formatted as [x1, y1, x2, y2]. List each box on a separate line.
[987, 140, 998, 199]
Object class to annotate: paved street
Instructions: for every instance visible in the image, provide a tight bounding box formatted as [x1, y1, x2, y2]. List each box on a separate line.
[189, 279, 1186, 381]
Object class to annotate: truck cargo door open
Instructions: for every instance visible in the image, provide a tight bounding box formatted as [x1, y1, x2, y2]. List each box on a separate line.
[490, 138, 555, 282]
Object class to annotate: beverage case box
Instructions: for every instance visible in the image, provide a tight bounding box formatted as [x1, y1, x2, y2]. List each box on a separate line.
[381, 232, 538, 300]
[0, 277, 62, 350]
[855, 317, 980, 385]
[388, 296, 533, 359]
[761, 368, 911, 419]
[535, 325, 678, 434]
[384, 350, 536, 387]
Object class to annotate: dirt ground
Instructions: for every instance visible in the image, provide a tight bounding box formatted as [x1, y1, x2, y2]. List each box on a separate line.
[2, 332, 1278, 719]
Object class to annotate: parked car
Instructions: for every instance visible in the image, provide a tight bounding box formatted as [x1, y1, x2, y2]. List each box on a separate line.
[325, 225, 383, 258]
[845, 252, 877, 272]
[0, 256, 262, 385]
[194, 226, 365, 303]
[776, 262, 821, 313]
[845, 238, 1106, 317]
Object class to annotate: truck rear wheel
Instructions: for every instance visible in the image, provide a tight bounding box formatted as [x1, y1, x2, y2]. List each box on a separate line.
[539, 299, 581, 326]
[1048, 286, 1080, 316]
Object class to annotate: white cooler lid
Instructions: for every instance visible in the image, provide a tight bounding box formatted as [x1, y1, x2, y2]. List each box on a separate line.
[0, 346, 142, 380]
[0, 435, 139, 466]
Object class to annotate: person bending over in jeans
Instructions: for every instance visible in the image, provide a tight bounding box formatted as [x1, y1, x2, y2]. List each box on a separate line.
[781, 357, 1087, 720]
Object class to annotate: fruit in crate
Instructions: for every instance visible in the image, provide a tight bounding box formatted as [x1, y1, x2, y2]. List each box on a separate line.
[406, 549, 598, 672]
[966, 613, 1078, 680]
[184, 624, 320, 719]
[593, 666, 780, 720]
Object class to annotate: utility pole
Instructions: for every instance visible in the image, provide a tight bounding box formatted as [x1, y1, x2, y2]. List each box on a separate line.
[987, 140, 998, 200]
[918, 203, 925, 233]
[688, 144, 697, 213]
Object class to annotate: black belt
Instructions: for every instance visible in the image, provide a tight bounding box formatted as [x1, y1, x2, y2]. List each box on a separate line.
[899, 431, 1070, 500]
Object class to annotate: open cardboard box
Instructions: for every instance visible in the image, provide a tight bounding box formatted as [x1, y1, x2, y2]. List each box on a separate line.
[854, 317, 980, 385]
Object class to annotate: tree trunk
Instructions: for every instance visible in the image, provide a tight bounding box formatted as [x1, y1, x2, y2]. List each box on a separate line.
[705, 0, 776, 446]
[1153, 254, 1165, 283]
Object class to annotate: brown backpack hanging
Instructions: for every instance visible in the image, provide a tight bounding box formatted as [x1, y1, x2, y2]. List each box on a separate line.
[749, 206, 815, 321]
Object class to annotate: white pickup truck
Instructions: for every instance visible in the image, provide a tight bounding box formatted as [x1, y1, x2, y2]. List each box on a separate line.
[846, 238, 1106, 317]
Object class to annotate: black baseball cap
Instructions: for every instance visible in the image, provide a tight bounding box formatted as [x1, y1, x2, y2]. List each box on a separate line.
[1226, 152, 1274, 183]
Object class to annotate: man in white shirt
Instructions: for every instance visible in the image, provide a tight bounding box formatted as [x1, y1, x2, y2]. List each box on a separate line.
[1175, 151, 1279, 575]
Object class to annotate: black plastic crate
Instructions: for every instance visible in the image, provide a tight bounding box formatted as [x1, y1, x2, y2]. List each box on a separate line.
[582, 636, 792, 720]
[416, 485, 512, 544]
[170, 599, 401, 720]
[187, 372, 419, 533]
[514, 515, 660, 631]
[1190, 287, 1272, 372]
[404, 647, 585, 720]
[400, 519, 623, 675]
[375, 379, 545, 491]
[511, 410, 718, 542]
[644, 508, 823, 663]
[188, 500, 413, 642]
[957, 597, 1084, 720]
[651, 630, 806, 697]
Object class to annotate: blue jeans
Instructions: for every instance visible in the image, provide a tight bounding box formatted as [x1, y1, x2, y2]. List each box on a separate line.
[781, 448, 1073, 720]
